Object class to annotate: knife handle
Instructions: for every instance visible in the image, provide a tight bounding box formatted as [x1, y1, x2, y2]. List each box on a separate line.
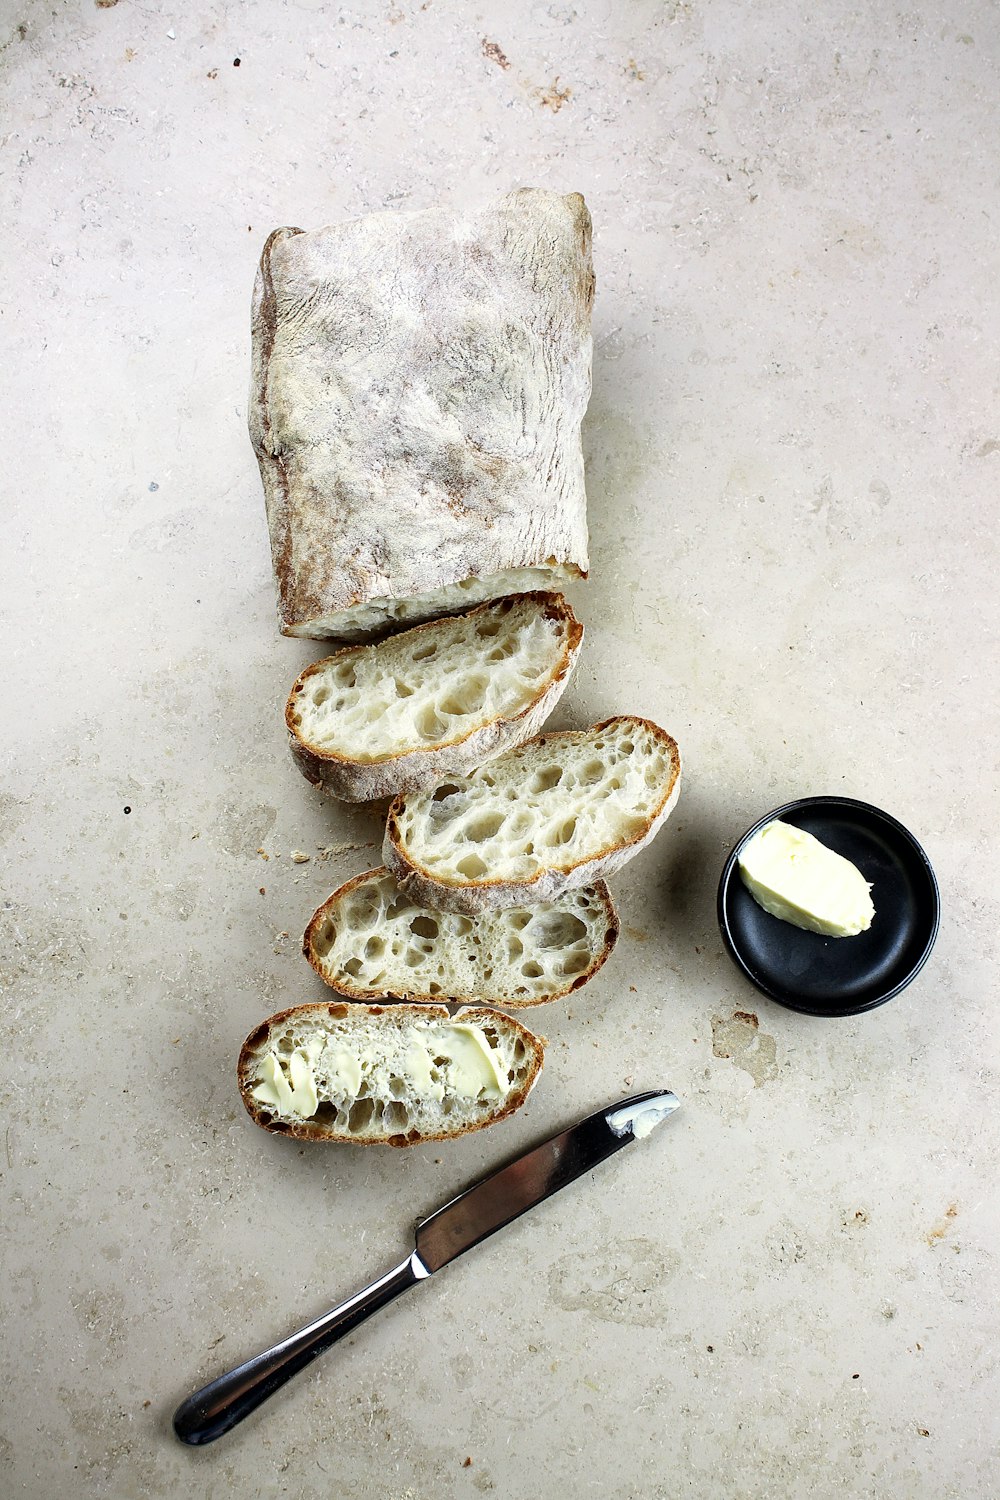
[173, 1250, 429, 1445]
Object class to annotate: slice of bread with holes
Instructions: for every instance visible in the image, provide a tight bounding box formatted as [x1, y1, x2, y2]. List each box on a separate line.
[238, 1001, 545, 1146]
[383, 715, 681, 913]
[304, 867, 618, 1006]
[286, 593, 583, 802]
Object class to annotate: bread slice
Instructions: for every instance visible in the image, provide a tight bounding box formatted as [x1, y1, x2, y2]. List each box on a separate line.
[238, 1001, 545, 1147]
[286, 593, 583, 802]
[384, 716, 681, 913]
[249, 188, 593, 639]
[304, 867, 618, 1006]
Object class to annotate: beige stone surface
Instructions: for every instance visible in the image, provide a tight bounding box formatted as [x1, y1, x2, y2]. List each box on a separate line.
[2, 1, 997, 1495]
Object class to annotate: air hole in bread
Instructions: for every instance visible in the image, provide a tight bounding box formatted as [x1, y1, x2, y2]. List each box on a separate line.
[364, 936, 385, 960]
[333, 664, 357, 688]
[417, 706, 446, 740]
[432, 783, 461, 802]
[393, 678, 414, 698]
[385, 1101, 409, 1130]
[464, 813, 506, 843]
[311, 687, 330, 707]
[311, 919, 336, 957]
[344, 957, 363, 977]
[456, 853, 489, 879]
[348, 1097, 374, 1132]
[530, 912, 587, 948]
[439, 675, 488, 716]
[531, 766, 562, 793]
[508, 911, 531, 931]
[389, 1076, 407, 1100]
[411, 641, 438, 661]
[313, 1101, 339, 1126]
[476, 618, 503, 638]
[410, 914, 439, 939]
[521, 961, 543, 979]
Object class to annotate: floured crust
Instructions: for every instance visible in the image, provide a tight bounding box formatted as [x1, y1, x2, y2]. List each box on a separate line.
[237, 1002, 545, 1147]
[249, 189, 594, 639]
[286, 592, 583, 802]
[383, 716, 682, 913]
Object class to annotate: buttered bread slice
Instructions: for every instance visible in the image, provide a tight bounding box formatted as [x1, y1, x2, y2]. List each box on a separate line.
[384, 715, 681, 912]
[238, 1002, 545, 1146]
[286, 593, 582, 801]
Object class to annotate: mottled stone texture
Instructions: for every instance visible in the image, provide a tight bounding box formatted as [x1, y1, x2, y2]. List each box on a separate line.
[2, 1, 997, 1497]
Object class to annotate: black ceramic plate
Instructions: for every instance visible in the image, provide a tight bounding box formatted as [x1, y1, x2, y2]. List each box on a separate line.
[718, 797, 940, 1016]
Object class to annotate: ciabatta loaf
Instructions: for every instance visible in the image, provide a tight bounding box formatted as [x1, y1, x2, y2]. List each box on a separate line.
[238, 1002, 544, 1146]
[286, 593, 582, 802]
[249, 188, 593, 639]
[384, 716, 681, 913]
[304, 867, 618, 1006]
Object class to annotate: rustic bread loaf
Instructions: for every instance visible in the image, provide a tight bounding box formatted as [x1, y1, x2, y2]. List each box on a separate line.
[304, 867, 618, 1006]
[238, 1002, 545, 1146]
[383, 716, 681, 912]
[286, 593, 582, 801]
[249, 188, 594, 639]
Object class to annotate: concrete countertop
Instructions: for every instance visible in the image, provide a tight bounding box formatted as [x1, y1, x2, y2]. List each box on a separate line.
[3, 2, 997, 1496]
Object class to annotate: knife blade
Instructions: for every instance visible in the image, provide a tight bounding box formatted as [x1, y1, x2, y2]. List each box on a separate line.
[173, 1089, 680, 1445]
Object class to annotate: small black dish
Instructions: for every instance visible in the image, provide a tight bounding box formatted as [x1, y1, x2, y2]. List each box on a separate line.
[717, 796, 940, 1017]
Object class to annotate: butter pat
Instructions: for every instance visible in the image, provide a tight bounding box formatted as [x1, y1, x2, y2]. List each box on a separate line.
[738, 820, 874, 937]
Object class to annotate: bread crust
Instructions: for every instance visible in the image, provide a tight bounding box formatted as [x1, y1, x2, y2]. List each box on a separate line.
[286, 593, 583, 802]
[249, 190, 594, 639]
[302, 867, 619, 1005]
[237, 1002, 545, 1147]
[382, 716, 681, 914]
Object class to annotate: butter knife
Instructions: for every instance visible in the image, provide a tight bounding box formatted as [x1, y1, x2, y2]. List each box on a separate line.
[173, 1088, 680, 1445]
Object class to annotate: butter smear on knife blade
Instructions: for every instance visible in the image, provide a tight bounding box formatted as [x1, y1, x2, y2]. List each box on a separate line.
[738, 820, 874, 937]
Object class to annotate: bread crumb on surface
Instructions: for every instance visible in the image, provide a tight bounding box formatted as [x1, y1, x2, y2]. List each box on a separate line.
[316, 841, 377, 860]
[291, 850, 311, 863]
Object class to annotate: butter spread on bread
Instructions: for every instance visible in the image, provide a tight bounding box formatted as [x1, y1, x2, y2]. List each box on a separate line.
[239, 1003, 544, 1146]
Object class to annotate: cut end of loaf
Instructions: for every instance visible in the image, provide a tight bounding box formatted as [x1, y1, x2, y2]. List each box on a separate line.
[280, 566, 586, 641]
